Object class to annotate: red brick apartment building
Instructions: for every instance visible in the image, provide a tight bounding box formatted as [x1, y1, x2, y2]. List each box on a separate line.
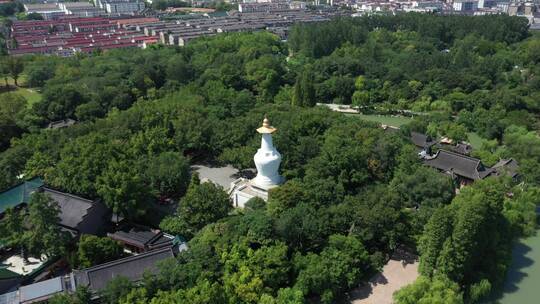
[8, 16, 160, 56]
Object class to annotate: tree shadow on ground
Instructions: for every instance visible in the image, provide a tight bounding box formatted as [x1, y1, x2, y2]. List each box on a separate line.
[0, 85, 17, 94]
[392, 247, 418, 266]
[346, 273, 389, 303]
[232, 169, 256, 179]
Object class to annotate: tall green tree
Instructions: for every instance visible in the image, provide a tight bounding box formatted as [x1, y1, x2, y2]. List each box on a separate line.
[149, 280, 226, 304]
[0, 92, 26, 150]
[159, 173, 231, 238]
[25, 192, 69, 258]
[97, 159, 151, 220]
[393, 275, 464, 304]
[101, 276, 134, 304]
[0, 207, 25, 251]
[49, 286, 92, 304]
[144, 151, 190, 199]
[292, 67, 316, 107]
[222, 242, 291, 303]
[293, 235, 371, 303]
[49, 133, 121, 198]
[0, 56, 9, 86]
[418, 179, 513, 300]
[6, 57, 24, 86]
[75, 235, 124, 268]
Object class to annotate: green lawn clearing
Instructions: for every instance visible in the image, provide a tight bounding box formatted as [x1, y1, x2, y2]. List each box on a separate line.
[349, 113, 414, 128]
[1, 76, 42, 107]
[466, 132, 487, 150]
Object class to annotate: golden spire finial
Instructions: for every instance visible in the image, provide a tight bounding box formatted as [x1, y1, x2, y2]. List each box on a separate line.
[262, 116, 270, 128]
[257, 116, 277, 134]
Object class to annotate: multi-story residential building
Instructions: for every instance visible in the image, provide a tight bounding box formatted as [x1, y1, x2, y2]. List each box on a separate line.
[94, 0, 145, 14]
[24, 4, 65, 20]
[453, 0, 479, 11]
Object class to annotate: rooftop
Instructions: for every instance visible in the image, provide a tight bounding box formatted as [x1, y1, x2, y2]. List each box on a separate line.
[40, 188, 94, 230]
[74, 247, 176, 291]
[424, 149, 492, 180]
[410, 131, 436, 149]
[19, 277, 63, 303]
[0, 178, 44, 214]
[492, 158, 519, 178]
[107, 226, 173, 250]
[47, 118, 76, 129]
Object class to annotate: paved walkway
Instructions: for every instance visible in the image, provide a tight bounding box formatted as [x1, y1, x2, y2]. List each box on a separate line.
[349, 252, 419, 304]
[191, 165, 239, 189]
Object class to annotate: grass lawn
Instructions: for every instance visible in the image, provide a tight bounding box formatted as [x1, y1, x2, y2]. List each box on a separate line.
[348, 113, 414, 127]
[0, 76, 42, 107]
[15, 87, 42, 106]
[349, 113, 488, 149]
[3, 75, 28, 87]
[467, 132, 487, 150]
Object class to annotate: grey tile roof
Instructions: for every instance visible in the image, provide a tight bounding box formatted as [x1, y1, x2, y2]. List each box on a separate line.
[74, 247, 175, 291]
[19, 277, 63, 303]
[424, 149, 492, 180]
[492, 158, 519, 178]
[411, 132, 436, 149]
[47, 119, 76, 129]
[41, 188, 94, 230]
[108, 226, 173, 250]
[0, 290, 18, 304]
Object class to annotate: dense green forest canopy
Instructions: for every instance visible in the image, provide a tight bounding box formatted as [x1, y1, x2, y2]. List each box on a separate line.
[0, 13, 539, 304]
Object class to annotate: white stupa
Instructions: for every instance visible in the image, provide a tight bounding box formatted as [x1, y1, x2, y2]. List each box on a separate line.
[229, 117, 284, 208]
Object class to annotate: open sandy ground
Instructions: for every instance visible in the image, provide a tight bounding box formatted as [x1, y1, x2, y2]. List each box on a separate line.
[349, 252, 419, 304]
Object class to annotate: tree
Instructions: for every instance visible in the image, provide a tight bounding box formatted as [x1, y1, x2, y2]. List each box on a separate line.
[259, 288, 305, 304]
[267, 179, 307, 216]
[49, 133, 121, 198]
[149, 280, 226, 304]
[244, 197, 266, 211]
[418, 208, 453, 277]
[292, 67, 316, 107]
[101, 276, 133, 304]
[503, 185, 538, 237]
[6, 57, 24, 86]
[144, 151, 190, 199]
[76, 235, 123, 268]
[245, 55, 283, 101]
[0, 92, 26, 150]
[97, 159, 151, 220]
[390, 166, 454, 237]
[119, 288, 148, 304]
[159, 173, 231, 238]
[36, 84, 89, 121]
[393, 276, 463, 304]
[0, 56, 9, 87]
[418, 179, 513, 300]
[166, 54, 193, 84]
[25, 192, 69, 258]
[222, 242, 291, 302]
[48, 293, 75, 304]
[25, 58, 57, 87]
[294, 235, 371, 303]
[49, 286, 92, 304]
[503, 126, 540, 184]
[274, 203, 328, 252]
[0, 207, 25, 250]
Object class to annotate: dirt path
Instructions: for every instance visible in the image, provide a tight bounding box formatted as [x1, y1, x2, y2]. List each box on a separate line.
[349, 252, 419, 304]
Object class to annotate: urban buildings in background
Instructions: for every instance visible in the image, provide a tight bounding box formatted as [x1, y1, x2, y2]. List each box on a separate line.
[4, 0, 540, 57]
[6, 2, 341, 56]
